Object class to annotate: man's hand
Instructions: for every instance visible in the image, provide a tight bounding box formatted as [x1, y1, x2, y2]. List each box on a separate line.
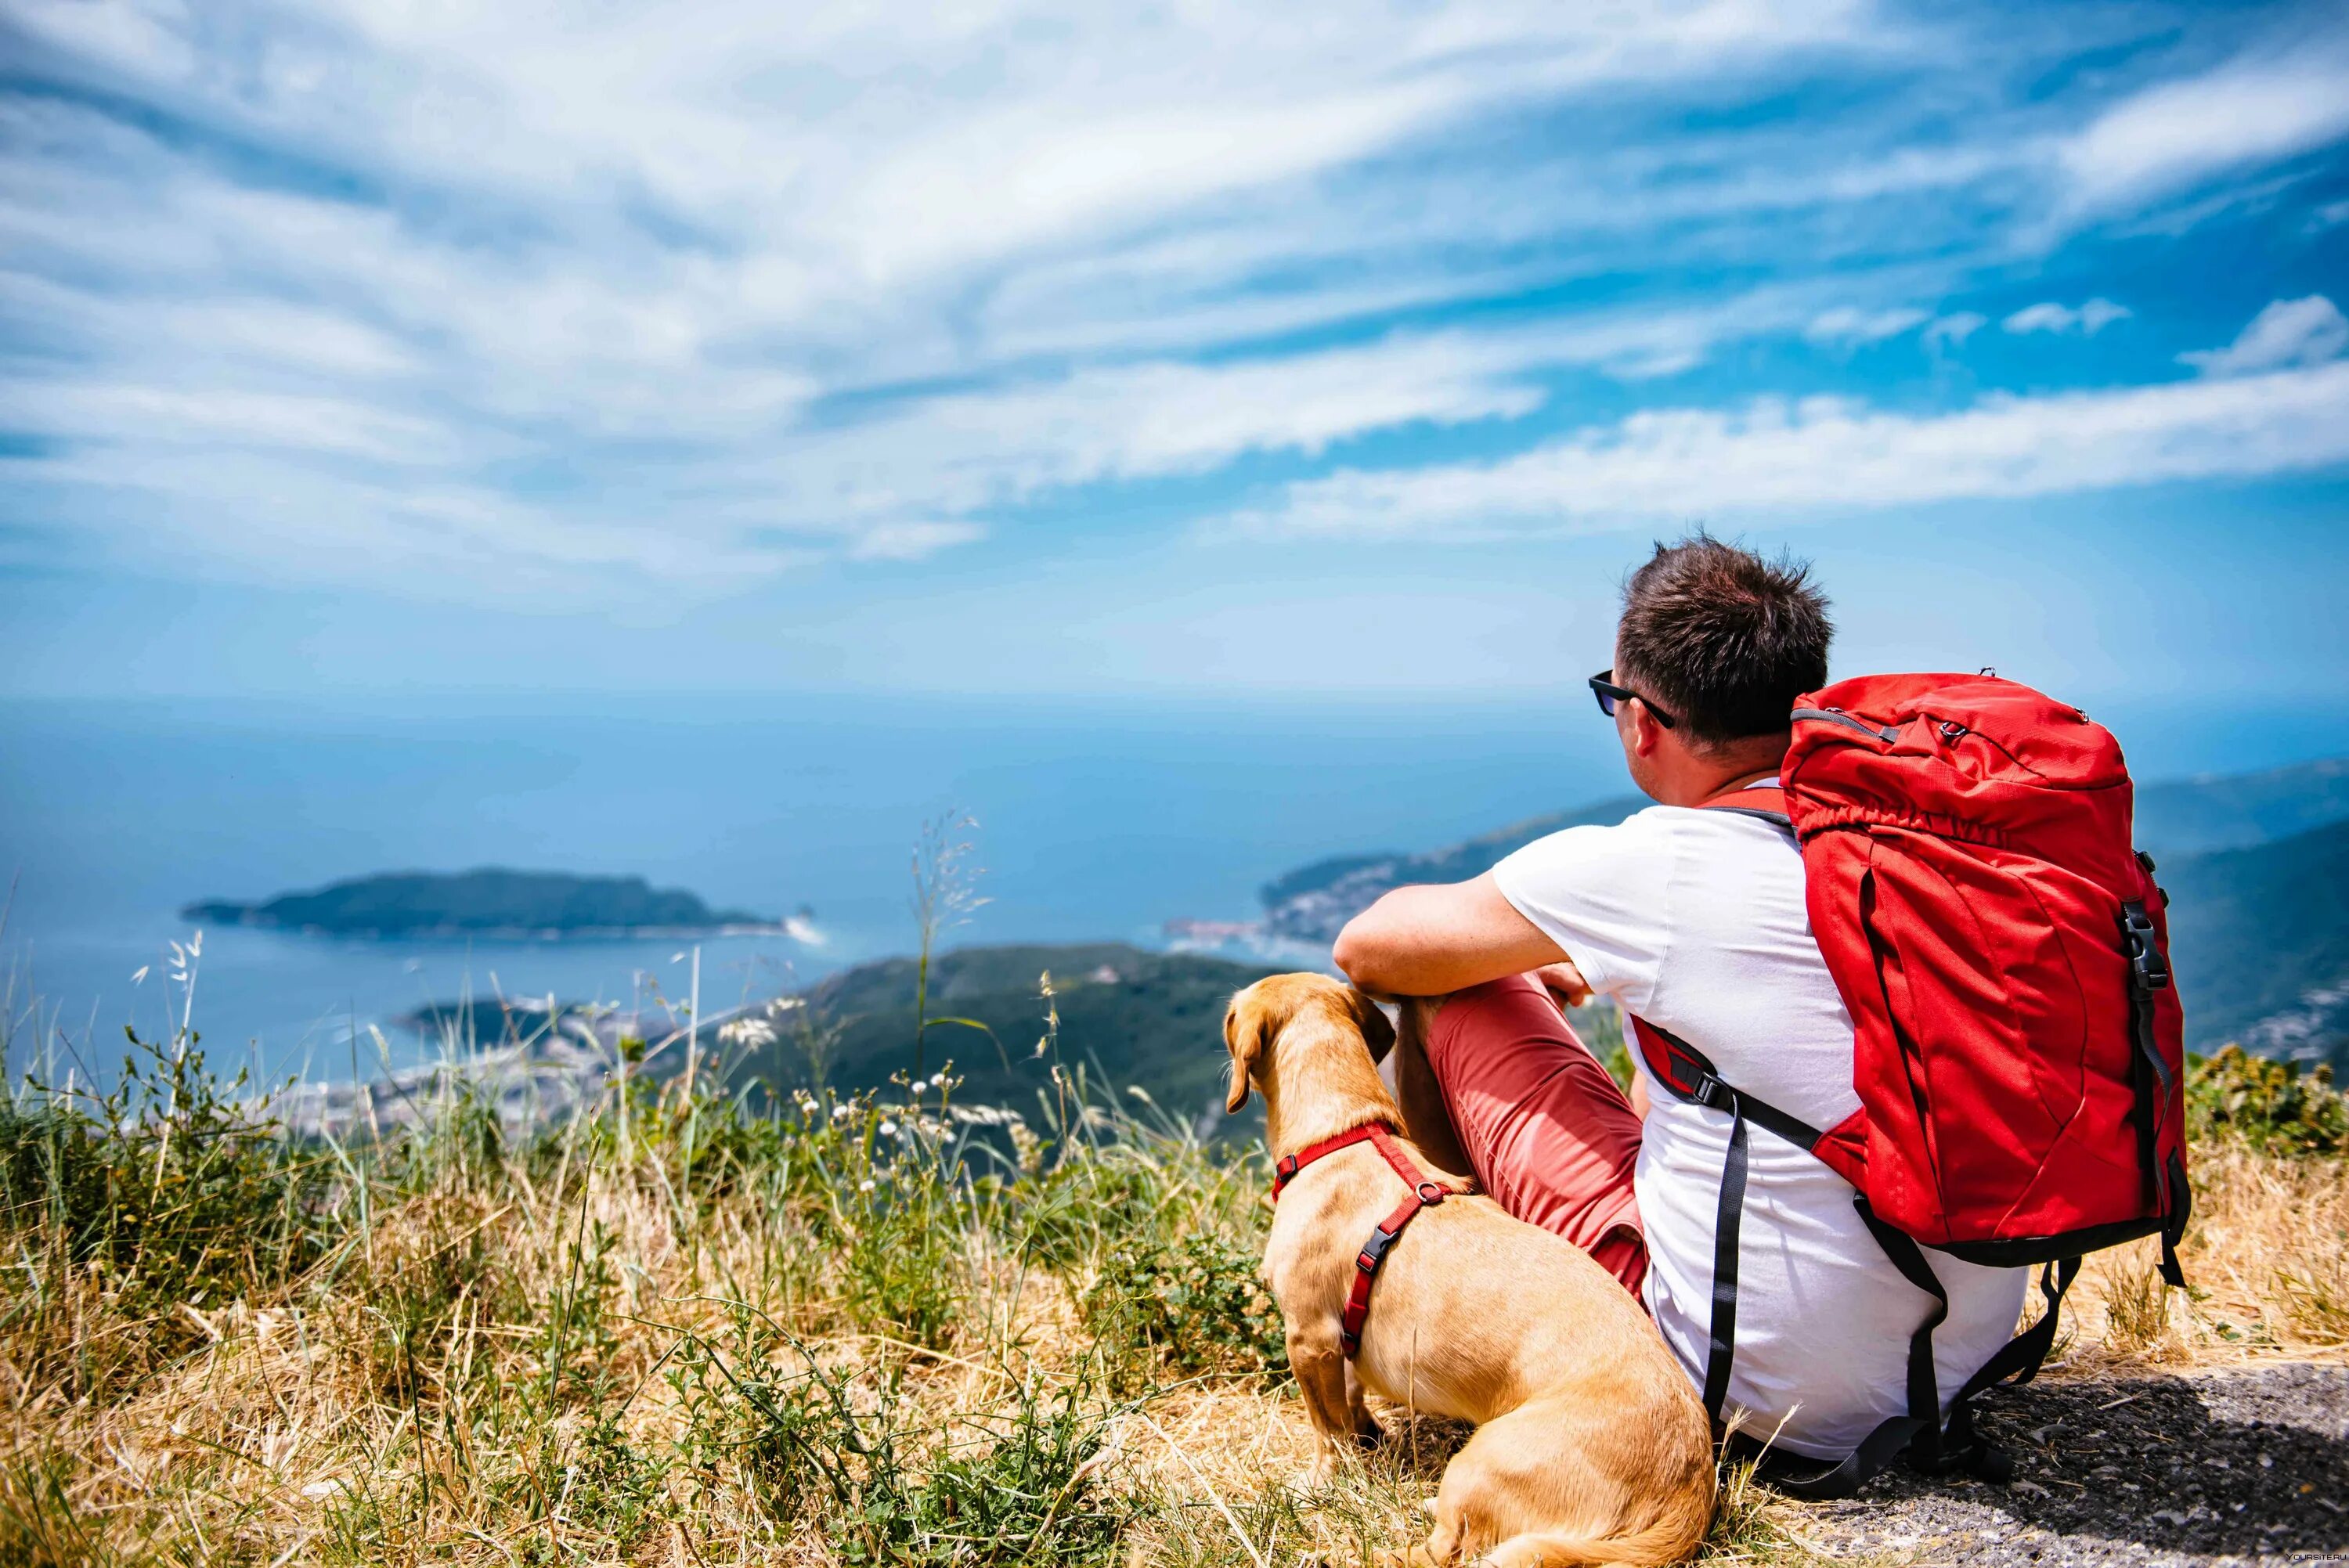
[1333, 872, 1574, 997]
[1530, 959, 1593, 1008]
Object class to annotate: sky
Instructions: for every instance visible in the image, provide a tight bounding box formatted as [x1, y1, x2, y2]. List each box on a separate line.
[2, 0, 2347, 706]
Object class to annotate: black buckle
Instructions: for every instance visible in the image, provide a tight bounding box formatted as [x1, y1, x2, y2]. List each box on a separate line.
[1276, 1154, 1298, 1181]
[1358, 1226, 1401, 1273]
[1689, 1070, 1736, 1114]
[2121, 903, 2170, 991]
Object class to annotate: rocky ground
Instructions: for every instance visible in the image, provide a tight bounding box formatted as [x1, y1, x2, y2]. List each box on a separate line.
[1799, 1363, 2347, 1566]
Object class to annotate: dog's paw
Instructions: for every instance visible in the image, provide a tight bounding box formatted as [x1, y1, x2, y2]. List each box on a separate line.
[1369, 1544, 1447, 1568]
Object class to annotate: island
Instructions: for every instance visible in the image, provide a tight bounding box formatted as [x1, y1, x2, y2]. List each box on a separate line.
[182, 868, 786, 940]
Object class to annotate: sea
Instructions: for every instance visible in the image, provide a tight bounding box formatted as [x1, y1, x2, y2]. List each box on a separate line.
[5, 689, 2345, 1085]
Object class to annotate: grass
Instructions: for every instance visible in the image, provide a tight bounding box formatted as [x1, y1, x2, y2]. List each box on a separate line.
[1, 975, 2342, 1568]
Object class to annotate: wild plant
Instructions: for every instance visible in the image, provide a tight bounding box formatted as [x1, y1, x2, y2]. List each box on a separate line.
[4, 913, 2338, 1564]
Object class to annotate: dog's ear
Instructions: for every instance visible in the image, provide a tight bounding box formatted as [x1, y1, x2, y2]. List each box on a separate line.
[1223, 993, 1264, 1114]
[1345, 988, 1397, 1065]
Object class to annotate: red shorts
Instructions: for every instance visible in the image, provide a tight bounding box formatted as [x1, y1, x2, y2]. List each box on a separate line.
[1423, 973, 1649, 1298]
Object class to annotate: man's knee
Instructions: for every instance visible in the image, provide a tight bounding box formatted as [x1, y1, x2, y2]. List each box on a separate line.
[1423, 972, 1556, 1083]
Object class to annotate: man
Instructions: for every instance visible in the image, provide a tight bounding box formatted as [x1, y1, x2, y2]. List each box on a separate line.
[1333, 533, 2026, 1460]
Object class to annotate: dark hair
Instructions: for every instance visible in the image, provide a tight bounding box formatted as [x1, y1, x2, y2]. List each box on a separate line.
[1616, 531, 1832, 746]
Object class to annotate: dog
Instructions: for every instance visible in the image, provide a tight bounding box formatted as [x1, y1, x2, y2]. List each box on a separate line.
[1224, 973, 1714, 1567]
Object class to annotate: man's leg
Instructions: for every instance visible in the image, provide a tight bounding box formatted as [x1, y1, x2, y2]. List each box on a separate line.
[1417, 973, 1647, 1296]
[1388, 996, 1477, 1181]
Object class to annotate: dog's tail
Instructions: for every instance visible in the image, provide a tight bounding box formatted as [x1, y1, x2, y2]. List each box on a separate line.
[1479, 1482, 1716, 1567]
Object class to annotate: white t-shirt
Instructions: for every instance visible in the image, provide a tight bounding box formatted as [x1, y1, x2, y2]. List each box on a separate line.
[1493, 802, 2028, 1459]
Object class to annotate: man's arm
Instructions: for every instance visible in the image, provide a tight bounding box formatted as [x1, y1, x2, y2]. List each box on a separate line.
[1333, 871, 1586, 998]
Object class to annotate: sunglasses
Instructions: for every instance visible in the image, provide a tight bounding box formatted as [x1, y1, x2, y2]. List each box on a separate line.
[1589, 669, 1678, 729]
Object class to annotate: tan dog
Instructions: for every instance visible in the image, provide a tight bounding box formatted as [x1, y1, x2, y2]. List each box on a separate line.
[1225, 974, 1714, 1567]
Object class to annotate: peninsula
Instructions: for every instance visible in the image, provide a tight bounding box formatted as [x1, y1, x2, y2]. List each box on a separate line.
[182, 868, 782, 940]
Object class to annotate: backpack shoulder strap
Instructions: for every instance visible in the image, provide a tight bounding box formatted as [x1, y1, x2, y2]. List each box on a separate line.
[1699, 780, 1792, 831]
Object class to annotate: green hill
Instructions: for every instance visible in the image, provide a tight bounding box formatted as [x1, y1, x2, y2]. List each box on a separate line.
[2134, 757, 2349, 856]
[1247, 755, 2349, 1066]
[2163, 819, 2349, 1066]
[724, 943, 1282, 1130]
[1258, 796, 1645, 943]
[186, 868, 775, 939]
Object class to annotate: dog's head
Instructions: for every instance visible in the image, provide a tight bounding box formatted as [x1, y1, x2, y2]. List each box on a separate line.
[1221, 972, 1396, 1118]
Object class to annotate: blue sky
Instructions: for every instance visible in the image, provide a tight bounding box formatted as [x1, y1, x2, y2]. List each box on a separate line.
[2, 0, 2347, 705]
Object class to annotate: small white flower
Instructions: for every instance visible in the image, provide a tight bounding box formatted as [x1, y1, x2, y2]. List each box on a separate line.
[832, 1103, 853, 1120]
[878, 1120, 898, 1137]
[858, 1179, 875, 1193]
[928, 1072, 947, 1089]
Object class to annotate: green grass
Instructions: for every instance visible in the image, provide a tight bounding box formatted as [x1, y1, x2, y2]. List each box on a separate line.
[20, 960, 2335, 1563]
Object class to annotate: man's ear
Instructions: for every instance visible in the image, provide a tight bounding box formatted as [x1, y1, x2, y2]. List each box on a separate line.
[1346, 988, 1397, 1065]
[1223, 997, 1263, 1114]
[1629, 696, 1669, 759]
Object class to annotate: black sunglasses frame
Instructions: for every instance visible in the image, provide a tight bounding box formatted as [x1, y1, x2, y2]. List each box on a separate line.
[1589, 669, 1677, 729]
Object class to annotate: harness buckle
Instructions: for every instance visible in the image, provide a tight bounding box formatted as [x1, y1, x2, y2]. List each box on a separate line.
[1357, 1225, 1402, 1273]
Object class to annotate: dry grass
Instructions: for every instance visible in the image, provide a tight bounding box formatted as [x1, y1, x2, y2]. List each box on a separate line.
[2, 1014, 2341, 1568]
[2069, 1137, 2349, 1366]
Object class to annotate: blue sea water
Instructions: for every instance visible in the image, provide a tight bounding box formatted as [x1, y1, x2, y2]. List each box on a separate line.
[4, 689, 2344, 1083]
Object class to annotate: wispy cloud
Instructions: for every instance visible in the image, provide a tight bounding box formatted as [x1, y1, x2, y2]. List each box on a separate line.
[2002, 298, 2129, 335]
[1922, 312, 1987, 349]
[1805, 306, 1929, 345]
[1236, 354, 2349, 539]
[2060, 45, 2349, 215]
[3, 2, 2347, 615]
[2181, 295, 2349, 378]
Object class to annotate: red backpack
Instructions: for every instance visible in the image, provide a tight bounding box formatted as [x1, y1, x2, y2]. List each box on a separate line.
[1629, 672, 2189, 1496]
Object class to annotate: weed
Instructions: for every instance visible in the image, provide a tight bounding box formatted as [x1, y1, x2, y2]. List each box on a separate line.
[2099, 1254, 2176, 1357]
[0, 940, 2337, 1565]
[2187, 1044, 2347, 1155]
[1084, 1233, 1286, 1391]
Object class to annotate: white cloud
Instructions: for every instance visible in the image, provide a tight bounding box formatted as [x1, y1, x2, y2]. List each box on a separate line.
[2180, 295, 2349, 378]
[5, 1, 2344, 611]
[2062, 49, 2349, 213]
[1804, 305, 1928, 345]
[846, 522, 989, 563]
[1922, 312, 1986, 349]
[0, 0, 1912, 597]
[2002, 298, 2128, 335]
[1239, 360, 2349, 538]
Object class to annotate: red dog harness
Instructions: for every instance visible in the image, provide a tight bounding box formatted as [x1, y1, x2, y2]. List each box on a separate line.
[1271, 1121, 1463, 1357]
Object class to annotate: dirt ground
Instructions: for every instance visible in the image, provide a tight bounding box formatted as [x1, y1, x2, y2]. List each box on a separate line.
[1798, 1364, 2349, 1566]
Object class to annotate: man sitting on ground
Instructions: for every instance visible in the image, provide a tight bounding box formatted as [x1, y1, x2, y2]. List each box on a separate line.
[1333, 533, 2026, 1459]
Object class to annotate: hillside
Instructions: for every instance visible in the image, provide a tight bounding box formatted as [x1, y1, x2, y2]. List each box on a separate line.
[2164, 819, 2349, 1065]
[1248, 757, 2349, 1065]
[1257, 796, 1644, 943]
[2134, 756, 2349, 856]
[185, 867, 778, 939]
[724, 943, 1281, 1128]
